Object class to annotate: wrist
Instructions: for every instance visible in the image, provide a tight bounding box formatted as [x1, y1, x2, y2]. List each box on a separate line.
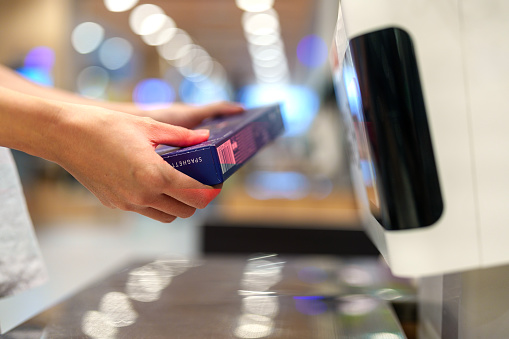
[0, 88, 66, 162]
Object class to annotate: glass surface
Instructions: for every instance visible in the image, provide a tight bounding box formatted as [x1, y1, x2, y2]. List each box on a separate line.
[11, 256, 413, 338]
[336, 27, 443, 230]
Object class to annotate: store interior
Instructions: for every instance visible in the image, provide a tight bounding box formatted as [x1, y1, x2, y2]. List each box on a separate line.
[8, 0, 509, 338]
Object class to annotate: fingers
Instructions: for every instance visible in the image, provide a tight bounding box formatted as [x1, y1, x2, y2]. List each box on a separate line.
[146, 193, 197, 219]
[160, 168, 222, 209]
[122, 163, 221, 222]
[195, 101, 244, 120]
[133, 207, 178, 224]
[120, 193, 199, 223]
[147, 120, 210, 147]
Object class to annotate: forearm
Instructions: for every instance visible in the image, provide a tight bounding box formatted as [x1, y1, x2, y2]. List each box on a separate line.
[0, 65, 140, 114]
[0, 87, 65, 161]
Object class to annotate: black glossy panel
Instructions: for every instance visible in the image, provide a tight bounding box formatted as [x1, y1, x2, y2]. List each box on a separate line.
[348, 28, 443, 230]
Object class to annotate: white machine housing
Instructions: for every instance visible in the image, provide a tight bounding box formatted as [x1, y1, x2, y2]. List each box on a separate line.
[331, 0, 509, 277]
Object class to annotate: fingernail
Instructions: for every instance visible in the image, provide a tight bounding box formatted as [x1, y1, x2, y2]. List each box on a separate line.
[194, 129, 210, 137]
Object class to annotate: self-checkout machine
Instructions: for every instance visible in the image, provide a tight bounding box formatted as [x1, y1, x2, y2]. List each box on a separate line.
[331, 1, 509, 337]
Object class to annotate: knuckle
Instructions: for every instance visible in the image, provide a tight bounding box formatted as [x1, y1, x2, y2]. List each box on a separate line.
[172, 126, 191, 140]
[194, 196, 210, 209]
[160, 215, 177, 223]
[180, 207, 196, 219]
[131, 192, 151, 206]
[117, 201, 134, 211]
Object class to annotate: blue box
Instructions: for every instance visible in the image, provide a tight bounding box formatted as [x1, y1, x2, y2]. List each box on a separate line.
[156, 104, 285, 185]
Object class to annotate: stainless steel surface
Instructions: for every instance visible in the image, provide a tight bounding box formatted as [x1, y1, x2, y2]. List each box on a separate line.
[10, 255, 415, 338]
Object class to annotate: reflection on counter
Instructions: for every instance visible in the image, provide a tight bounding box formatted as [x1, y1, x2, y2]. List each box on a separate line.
[235, 254, 284, 338]
[81, 257, 196, 339]
[27, 255, 416, 339]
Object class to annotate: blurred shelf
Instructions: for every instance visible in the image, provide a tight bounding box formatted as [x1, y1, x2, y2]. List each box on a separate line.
[210, 186, 361, 230]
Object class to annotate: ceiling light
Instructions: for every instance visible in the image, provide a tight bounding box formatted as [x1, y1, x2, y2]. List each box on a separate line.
[129, 4, 164, 35]
[141, 16, 177, 46]
[104, 0, 138, 12]
[235, 0, 274, 13]
[71, 22, 104, 54]
[98, 37, 133, 70]
[156, 29, 192, 61]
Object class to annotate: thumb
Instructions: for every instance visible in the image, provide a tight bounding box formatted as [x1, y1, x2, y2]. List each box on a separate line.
[149, 121, 210, 147]
[194, 101, 245, 120]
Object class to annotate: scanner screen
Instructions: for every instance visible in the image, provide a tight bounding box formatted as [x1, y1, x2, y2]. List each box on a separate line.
[336, 27, 443, 230]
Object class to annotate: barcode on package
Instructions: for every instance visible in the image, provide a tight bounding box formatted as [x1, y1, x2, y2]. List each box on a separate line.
[217, 140, 236, 174]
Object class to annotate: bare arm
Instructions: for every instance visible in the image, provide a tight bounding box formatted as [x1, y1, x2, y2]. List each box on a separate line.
[0, 86, 222, 222]
[0, 64, 244, 126]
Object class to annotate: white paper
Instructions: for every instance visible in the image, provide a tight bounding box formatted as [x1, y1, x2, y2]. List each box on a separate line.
[0, 147, 47, 332]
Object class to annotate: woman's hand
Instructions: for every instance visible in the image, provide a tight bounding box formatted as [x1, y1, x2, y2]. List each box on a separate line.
[52, 103, 222, 223]
[138, 101, 244, 128]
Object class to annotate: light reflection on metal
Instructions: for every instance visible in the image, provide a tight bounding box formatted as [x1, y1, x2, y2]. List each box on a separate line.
[375, 288, 402, 301]
[248, 254, 278, 261]
[369, 332, 404, 339]
[297, 266, 328, 284]
[234, 255, 283, 338]
[99, 292, 138, 327]
[241, 259, 284, 291]
[150, 256, 193, 277]
[125, 264, 171, 302]
[243, 295, 279, 317]
[338, 295, 379, 316]
[234, 314, 275, 338]
[293, 296, 328, 316]
[81, 310, 118, 339]
[81, 257, 196, 338]
[238, 290, 276, 296]
[339, 265, 374, 287]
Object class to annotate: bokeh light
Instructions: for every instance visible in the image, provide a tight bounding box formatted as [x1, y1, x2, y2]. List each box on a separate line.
[17, 46, 55, 86]
[243, 11, 279, 37]
[156, 29, 192, 61]
[81, 311, 118, 339]
[293, 296, 328, 316]
[77, 66, 109, 98]
[104, 0, 139, 12]
[98, 37, 133, 70]
[245, 171, 310, 200]
[71, 22, 105, 54]
[139, 13, 169, 36]
[141, 16, 177, 46]
[179, 77, 229, 105]
[236, 0, 274, 13]
[17, 67, 53, 86]
[296, 34, 328, 68]
[238, 84, 320, 136]
[129, 4, 165, 35]
[133, 78, 175, 107]
[23, 46, 55, 70]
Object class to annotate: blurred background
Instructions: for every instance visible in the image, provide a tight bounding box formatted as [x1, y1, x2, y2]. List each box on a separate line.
[0, 0, 378, 297]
